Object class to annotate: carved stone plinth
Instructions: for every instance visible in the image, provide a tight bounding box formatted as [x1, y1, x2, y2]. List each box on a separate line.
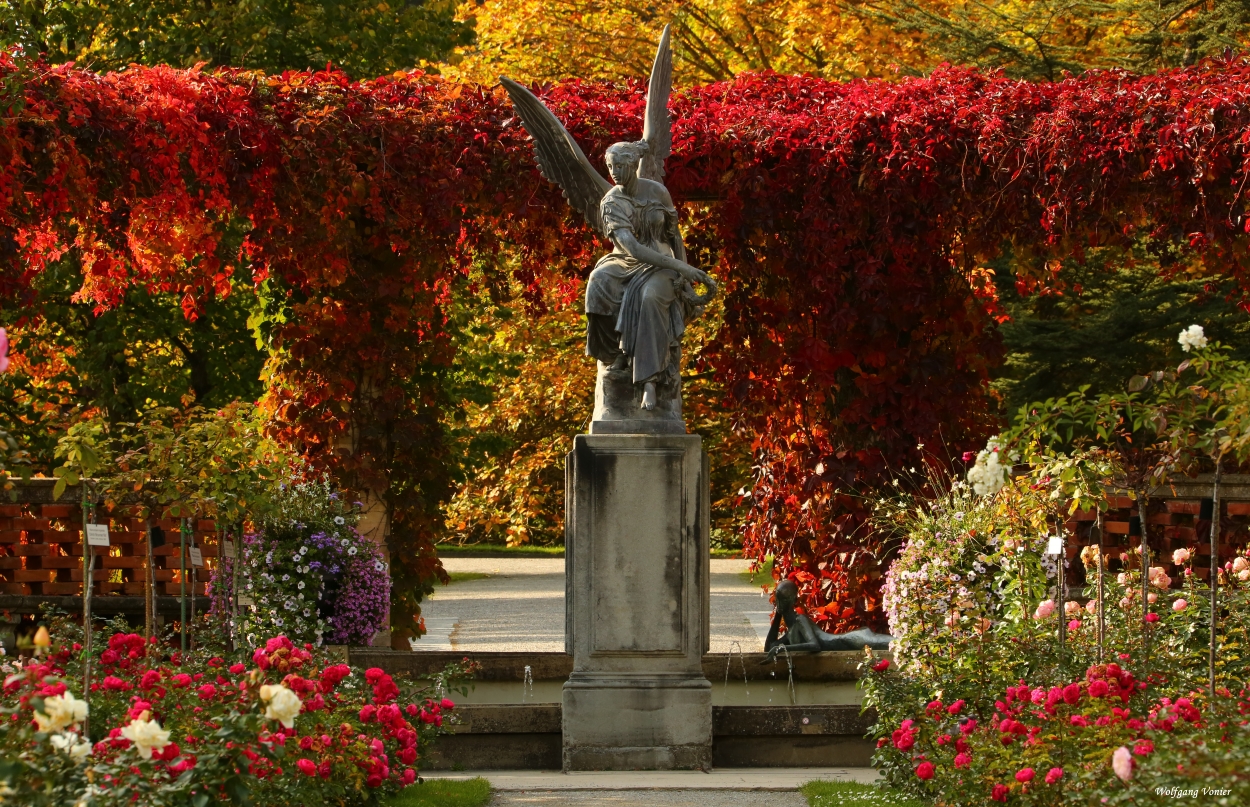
[563, 434, 711, 770]
[590, 348, 685, 435]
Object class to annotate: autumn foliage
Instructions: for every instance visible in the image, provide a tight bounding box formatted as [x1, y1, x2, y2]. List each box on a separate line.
[4, 51, 1250, 634]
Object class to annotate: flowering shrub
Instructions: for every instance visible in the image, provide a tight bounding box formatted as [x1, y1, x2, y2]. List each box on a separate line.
[0, 622, 469, 806]
[211, 479, 391, 646]
[869, 475, 1250, 804]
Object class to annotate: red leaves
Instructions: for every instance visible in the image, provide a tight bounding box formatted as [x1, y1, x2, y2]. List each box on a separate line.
[8, 54, 1250, 635]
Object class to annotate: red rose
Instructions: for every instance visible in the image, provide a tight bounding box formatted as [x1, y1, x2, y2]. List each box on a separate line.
[871, 658, 890, 672]
[1016, 768, 1034, 783]
[1089, 680, 1109, 698]
[1045, 767, 1063, 784]
[954, 753, 971, 769]
[1062, 683, 1081, 705]
[297, 758, 317, 777]
[991, 784, 1009, 802]
[916, 761, 935, 780]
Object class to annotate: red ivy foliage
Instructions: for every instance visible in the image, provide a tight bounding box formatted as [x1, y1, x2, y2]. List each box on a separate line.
[4, 51, 1250, 636]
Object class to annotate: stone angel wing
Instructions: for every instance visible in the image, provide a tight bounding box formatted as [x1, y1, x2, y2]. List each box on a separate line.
[638, 24, 673, 183]
[499, 77, 613, 232]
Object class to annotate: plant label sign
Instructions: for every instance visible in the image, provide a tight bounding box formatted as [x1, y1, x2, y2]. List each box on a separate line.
[189, 547, 204, 567]
[222, 541, 236, 559]
[1046, 535, 1064, 556]
[85, 524, 110, 548]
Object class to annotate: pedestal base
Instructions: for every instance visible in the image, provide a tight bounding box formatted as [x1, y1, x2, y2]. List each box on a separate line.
[562, 676, 712, 770]
[563, 434, 712, 770]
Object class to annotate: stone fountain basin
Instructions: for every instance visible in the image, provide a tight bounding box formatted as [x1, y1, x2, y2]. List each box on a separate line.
[348, 650, 885, 769]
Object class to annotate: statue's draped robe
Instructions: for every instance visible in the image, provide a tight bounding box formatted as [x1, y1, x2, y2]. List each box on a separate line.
[584, 184, 690, 384]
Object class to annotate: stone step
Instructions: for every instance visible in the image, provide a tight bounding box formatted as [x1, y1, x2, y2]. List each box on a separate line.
[424, 703, 875, 770]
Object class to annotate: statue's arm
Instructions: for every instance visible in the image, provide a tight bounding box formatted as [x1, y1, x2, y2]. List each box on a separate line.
[658, 186, 687, 263]
[611, 228, 709, 285]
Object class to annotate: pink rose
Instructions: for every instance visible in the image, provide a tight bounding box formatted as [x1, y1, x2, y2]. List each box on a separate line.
[0, 327, 9, 373]
[1033, 599, 1056, 620]
[297, 758, 317, 776]
[1173, 598, 1187, 612]
[1016, 767, 1034, 783]
[954, 752, 971, 768]
[1112, 746, 1133, 781]
[1045, 767, 1063, 784]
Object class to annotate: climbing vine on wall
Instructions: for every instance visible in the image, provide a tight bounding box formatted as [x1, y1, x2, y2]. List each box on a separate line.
[4, 49, 1250, 636]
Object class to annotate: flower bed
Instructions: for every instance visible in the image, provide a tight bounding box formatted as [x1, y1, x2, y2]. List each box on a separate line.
[866, 479, 1250, 805]
[0, 620, 470, 806]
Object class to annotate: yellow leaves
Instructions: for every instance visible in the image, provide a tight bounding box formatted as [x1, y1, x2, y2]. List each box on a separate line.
[448, 0, 930, 85]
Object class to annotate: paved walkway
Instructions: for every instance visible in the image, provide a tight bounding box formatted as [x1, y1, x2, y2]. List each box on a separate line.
[413, 558, 773, 653]
[489, 791, 806, 806]
[426, 768, 877, 804]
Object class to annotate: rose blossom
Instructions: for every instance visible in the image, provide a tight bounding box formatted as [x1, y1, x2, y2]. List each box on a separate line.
[120, 716, 171, 759]
[1172, 548, 1191, 565]
[1173, 598, 1188, 612]
[34, 692, 89, 733]
[1045, 767, 1063, 784]
[1112, 746, 1133, 781]
[1033, 599, 1056, 620]
[259, 684, 302, 729]
[1016, 767, 1034, 783]
[916, 761, 935, 780]
[1063, 600, 1081, 617]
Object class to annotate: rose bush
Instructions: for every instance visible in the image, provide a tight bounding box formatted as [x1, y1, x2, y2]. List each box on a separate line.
[867, 475, 1250, 805]
[0, 621, 470, 806]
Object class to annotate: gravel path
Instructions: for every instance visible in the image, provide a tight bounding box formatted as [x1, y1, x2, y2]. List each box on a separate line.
[412, 558, 772, 653]
[489, 790, 807, 806]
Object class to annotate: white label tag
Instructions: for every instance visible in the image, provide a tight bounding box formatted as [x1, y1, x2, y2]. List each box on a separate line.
[1046, 535, 1064, 556]
[189, 547, 204, 567]
[85, 524, 110, 547]
[222, 541, 236, 559]
[238, 596, 255, 607]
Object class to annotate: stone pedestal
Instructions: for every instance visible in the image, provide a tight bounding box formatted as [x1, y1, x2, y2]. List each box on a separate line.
[563, 433, 711, 770]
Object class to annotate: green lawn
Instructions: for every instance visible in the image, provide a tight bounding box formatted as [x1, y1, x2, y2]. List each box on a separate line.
[435, 543, 565, 557]
[442, 572, 493, 585]
[740, 555, 775, 586]
[801, 781, 927, 807]
[383, 777, 491, 807]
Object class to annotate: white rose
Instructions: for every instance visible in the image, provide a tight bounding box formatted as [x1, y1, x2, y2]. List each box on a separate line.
[34, 692, 89, 733]
[50, 732, 92, 761]
[259, 683, 302, 729]
[120, 717, 171, 760]
[1177, 324, 1207, 353]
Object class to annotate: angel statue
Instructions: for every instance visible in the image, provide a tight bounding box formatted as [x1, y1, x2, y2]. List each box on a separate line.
[501, 26, 716, 432]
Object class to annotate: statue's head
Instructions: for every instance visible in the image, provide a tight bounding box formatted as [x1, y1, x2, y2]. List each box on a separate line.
[605, 140, 649, 185]
[775, 579, 799, 609]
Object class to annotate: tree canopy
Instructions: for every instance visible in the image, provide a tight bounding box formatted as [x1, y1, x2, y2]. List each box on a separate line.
[1, 0, 473, 76]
